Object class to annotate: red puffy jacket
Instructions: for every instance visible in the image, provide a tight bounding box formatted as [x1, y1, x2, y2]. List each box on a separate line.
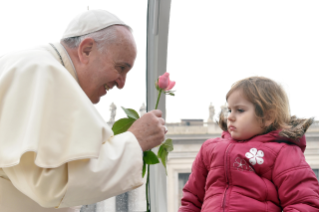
[179, 129, 319, 211]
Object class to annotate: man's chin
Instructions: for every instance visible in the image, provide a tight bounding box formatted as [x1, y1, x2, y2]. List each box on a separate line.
[91, 97, 100, 104]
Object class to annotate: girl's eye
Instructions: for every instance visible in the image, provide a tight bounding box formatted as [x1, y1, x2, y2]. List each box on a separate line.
[237, 109, 244, 113]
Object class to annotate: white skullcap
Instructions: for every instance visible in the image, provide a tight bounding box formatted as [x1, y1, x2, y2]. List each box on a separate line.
[62, 9, 127, 39]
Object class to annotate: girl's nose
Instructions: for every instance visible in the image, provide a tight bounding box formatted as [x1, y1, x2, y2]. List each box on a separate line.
[227, 111, 235, 121]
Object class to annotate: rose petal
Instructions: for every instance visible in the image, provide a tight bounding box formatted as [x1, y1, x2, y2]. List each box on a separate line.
[158, 73, 169, 89]
[162, 72, 170, 77]
[166, 81, 175, 91]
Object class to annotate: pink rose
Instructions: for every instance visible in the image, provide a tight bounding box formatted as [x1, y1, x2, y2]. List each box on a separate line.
[158, 72, 175, 91]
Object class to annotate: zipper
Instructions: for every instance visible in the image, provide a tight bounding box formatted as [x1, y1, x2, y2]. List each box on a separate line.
[222, 143, 233, 211]
[222, 185, 229, 211]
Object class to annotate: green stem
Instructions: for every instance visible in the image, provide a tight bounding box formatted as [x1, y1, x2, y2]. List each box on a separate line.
[146, 164, 150, 212]
[155, 90, 162, 110]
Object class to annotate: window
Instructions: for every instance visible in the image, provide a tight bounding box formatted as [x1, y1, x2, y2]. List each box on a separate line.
[178, 173, 191, 207]
[313, 169, 319, 180]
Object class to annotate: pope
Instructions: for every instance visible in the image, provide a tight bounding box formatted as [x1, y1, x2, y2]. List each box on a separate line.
[0, 9, 166, 212]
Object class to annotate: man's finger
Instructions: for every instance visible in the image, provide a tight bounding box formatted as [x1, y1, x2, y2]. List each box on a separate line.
[150, 109, 162, 117]
[163, 125, 168, 134]
[159, 118, 165, 125]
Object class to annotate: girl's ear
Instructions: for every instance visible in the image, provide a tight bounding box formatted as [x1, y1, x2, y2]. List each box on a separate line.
[218, 109, 228, 131]
[264, 111, 275, 127]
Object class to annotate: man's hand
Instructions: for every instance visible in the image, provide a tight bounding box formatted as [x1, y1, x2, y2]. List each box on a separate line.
[128, 110, 165, 151]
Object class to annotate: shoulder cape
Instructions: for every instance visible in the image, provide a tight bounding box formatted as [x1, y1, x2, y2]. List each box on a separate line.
[0, 43, 113, 168]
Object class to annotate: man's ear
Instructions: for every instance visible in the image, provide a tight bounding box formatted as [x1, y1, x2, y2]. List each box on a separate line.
[78, 38, 95, 64]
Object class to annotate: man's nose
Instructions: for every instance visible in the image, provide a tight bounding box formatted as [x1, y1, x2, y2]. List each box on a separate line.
[115, 74, 126, 89]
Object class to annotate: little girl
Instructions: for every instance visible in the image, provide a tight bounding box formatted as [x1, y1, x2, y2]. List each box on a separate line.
[179, 76, 319, 211]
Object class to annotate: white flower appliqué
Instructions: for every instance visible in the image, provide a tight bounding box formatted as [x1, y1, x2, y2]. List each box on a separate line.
[245, 148, 264, 165]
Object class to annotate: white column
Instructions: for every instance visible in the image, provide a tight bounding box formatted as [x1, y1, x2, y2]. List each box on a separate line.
[146, 0, 172, 211]
[128, 177, 147, 211]
[96, 197, 116, 212]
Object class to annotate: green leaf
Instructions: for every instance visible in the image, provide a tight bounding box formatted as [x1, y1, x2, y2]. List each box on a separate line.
[143, 150, 160, 165]
[157, 139, 174, 175]
[157, 145, 168, 174]
[157, 146, 164, 158]
[161, 151, 169, 170]
[163, 90, 175, 96]
[121, 107, 140, 120]
[162, 139, 174, 152]
[112, 118, 136, 135]
[142, 161, 147, 178]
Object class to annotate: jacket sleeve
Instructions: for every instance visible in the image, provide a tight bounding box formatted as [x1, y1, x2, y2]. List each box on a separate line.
[178, 142, 209, 212]
[272, 144, 319, 211]
[3, 131, 143, 208]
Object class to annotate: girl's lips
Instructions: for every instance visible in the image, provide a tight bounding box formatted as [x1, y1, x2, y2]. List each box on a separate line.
[228, 126, 236, 131]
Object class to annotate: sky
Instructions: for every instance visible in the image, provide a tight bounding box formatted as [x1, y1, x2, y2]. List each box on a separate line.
[1, 0, 319, 123]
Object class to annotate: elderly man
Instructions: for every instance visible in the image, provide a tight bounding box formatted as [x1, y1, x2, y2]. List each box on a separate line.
[0, 10, 165, 212]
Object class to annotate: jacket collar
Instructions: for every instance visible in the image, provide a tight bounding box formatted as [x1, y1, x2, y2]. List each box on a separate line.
[222, 129, 307, 153]
[49, 43, 79, 83]
[221, 116, 313, 153]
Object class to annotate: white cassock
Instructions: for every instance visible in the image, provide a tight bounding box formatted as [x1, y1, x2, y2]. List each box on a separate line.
[0, 43, 144, 212]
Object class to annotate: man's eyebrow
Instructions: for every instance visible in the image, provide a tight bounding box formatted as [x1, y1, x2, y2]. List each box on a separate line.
[120, 62, 131, 68]
[125, 63, 132, 68]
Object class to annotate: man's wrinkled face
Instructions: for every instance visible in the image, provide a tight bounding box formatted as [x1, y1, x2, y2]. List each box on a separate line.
[78, 29, 136, 104]
[226, 89, 265, 141]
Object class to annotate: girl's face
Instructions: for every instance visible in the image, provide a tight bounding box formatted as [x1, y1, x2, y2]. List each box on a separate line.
[227, 89, 265, 141]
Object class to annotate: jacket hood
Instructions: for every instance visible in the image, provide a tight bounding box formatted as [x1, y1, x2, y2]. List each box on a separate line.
[221, 116, 314, 153]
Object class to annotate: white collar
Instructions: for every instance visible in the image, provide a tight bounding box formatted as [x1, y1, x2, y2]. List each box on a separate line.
[49, 43, 79, 83]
